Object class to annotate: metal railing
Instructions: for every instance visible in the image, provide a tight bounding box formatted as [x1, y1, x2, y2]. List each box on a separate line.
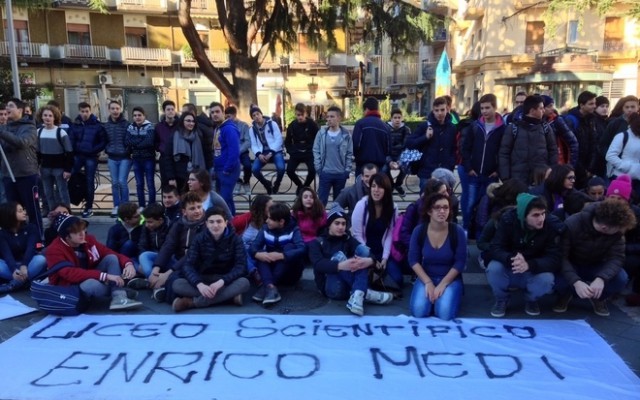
[0, 42, 49, 57]
[603, 40, 624, 52]
[63, 44, 108, 59]
[121, 47, 172, 65]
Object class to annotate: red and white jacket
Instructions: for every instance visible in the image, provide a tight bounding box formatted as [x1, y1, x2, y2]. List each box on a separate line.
[46, 234, 131, 286]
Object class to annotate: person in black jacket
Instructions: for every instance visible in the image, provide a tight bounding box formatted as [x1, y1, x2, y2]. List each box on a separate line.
[171, 206, 250, 311]
[130, 202, 171, 290]
[352, 97, 391, 176]
[309, 207, 392, 316]
[106, 201, 143, 259]
[384, 109, 411, 196]
[486, 193, 565, 318]
[285, 103, 319, 195]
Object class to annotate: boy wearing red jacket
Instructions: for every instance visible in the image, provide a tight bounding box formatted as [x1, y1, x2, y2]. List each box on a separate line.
[46, 214, 143, 311]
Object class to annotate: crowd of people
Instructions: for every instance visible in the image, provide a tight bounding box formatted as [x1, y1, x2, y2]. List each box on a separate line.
[0, 91, 639, 319]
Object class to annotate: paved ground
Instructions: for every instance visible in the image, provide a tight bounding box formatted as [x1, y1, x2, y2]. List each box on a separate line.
[2, 217, 639, 379]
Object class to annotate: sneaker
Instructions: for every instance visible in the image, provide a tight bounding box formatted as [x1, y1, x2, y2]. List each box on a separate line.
[365, 289, 393, 304]
[552, 293, 573, 313]
[110, 207, 118, 218]
[262, 286, 282, 305]
[127, 277, 150, 290]
[152, 287, 166, 303]
[525, 301, 541, 316]
[490, 300, 508, 317]
[251, 286, 266, 302]
[172, 297, 195, 312]
[242, 183, 251, 195]
[232, 294, 243, 306]
[81, 209, 93, 218]
[109, 296, 143, 311]
[395, 186, 406, 196]
[233, 183, 242, 195]
[124, 288, 139, 300]
[590, 299, 610, 317]
[347, 290, 365, 316]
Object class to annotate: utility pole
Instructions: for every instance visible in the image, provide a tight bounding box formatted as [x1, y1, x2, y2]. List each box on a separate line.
[5, 0, 21, 98]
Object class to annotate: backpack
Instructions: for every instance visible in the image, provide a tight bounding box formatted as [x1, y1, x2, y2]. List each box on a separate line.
[416, 221, 458, 254]
[390, 213, 405, 262]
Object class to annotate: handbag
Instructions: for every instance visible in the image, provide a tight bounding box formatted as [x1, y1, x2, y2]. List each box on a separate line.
[67, 171, 87, 206]
[30, 263, 89, 316]
[369, 267, 403, 299]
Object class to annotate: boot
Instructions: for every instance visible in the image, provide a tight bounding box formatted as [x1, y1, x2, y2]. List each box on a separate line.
[172, 297, 195, 312]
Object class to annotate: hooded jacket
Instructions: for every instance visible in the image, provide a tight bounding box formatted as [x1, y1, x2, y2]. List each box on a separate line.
[213, 118, 241, 173]
[312, 125, 353, 175]
[562, 204, 625, 284]
[106, 219, 143, 255]
[352, 111, 391, 166]
[249, 219, 305, 262]
[564, 107, 598, 178]
[462, 113, 505, 176]
[69, 114, 107, 156]
[387, 121, 411, 159]
[250, 117, 283, 156]
[308, 231, 363, 294]
[0, 117, 39, 177]
[488, 193, 564, 274]
[154, 215, 206, 272]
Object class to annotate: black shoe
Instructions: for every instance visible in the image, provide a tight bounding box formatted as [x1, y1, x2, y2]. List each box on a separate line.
[265, 184, 273, 195]
[0, 280, 21, 295]
[395, 186, 406, 196]
[127, 278, 150, 290]
[262, 286, 281, 305]
[272, 183, 280, 194]
[252, 286, 266, 302]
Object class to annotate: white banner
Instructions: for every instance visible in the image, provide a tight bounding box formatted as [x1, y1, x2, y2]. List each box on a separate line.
[0, 314, 638, 400]
[0, 295, 37, 321]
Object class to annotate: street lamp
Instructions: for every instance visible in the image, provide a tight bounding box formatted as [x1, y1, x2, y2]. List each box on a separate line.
[279, 55, 289, 130]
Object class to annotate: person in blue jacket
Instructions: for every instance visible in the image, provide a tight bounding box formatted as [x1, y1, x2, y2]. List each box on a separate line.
[126, 106, 156, 208]
[211, 103, 241, 215]
[0, 201, 46, 294]
[106, 202, 144, 259]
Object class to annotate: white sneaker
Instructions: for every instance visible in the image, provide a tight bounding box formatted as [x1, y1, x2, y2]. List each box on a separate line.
[365, 289, 393, 304]
[109, 296, 143, 311]
[233, 183, 241, 195]
[242, 184, 251, 195]
[347, 290, 365, 316]
[110, 207, 118, 218]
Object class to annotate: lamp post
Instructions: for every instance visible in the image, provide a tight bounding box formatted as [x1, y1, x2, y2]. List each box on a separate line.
[279, 55, 289, 130]
[5, 0, 21, 98]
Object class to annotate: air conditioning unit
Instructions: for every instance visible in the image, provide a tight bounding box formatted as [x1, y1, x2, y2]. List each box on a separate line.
[408, 87, 416, 94]
[152, 77, 165, 86]
[98, 74, 113, 85]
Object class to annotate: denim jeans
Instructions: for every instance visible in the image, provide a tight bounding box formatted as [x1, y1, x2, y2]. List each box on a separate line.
[78, 254, 124, 299]
[40, 167, 71, 210]
[410, 276, 463, 320]
[465, 174, 498, 231]
[0, 254, 46, 280]
[132, 158, 156, 207]
[73, 155, 98, 209]
[138, 251, 157, 278]
[215, 165, 241, 215]
[486, 260, 554, 302]
[386, 258, 413, 288]
[554, 265, 628, 300]
[252, 151, 285, 190]
[323, 245, 370, 299]
[317, 172, 348, 205]
[107, 158, 132, 208]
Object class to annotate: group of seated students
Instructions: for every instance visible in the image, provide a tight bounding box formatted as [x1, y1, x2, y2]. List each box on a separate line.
[0, 165, 638, 320]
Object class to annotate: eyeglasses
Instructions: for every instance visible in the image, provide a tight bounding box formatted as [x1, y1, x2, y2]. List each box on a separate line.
[566, 176, 576, 181]
[184, 119, 195, 123]
[432, 205, 450, 211]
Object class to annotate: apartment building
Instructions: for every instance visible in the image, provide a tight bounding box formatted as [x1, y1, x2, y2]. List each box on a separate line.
[0, 0, 366, 121]
[449, 0, 639, 113]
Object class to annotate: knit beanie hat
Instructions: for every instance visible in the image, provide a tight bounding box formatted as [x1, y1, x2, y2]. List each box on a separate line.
[249, 104, 262, 117]
[54, 213, 88, 238]
[541, 95, 554, 108]
[606, 174, 632, 201]
[596, 95, 610, 108]
[326, 206, 348, 226]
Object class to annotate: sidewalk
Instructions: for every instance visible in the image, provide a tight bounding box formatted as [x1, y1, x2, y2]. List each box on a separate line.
[2, 217, 640, 378]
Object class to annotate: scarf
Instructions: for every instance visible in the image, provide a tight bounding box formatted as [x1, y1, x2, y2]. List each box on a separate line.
[173, 128, 206, 172]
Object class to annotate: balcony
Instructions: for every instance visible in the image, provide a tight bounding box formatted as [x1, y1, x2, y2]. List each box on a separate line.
[115, 0, 167, 11]
[386, 63, 419, 86]
[189, 0, 217, 16]
[0, 42, 49, 58]
[181, 49, 229, 68]
[603, 40, 624, 52]
[121, 47, 172, 66]
[421, 61, 437, 81]
[55, 0, 91, 8]
[58, 44, 110, 62]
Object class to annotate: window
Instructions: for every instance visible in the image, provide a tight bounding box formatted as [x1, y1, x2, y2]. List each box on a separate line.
[67, 23, 91, 46]
[125, 27, 147, 48]
[567, 20, 578, 44]
[3, 20, 30, 55]
[604, 17, 624, 51]
[525, 21, 545, 53]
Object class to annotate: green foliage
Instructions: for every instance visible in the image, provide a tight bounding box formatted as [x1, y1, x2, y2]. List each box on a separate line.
[0, 61, 43, 103]
[284, 106, 296, 126]
[543, 0, 640, 34]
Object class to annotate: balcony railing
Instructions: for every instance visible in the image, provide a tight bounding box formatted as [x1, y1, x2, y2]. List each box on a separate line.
[181, 49, 229, 67]
[524, 44, 544, 54]
[0, 42, 49, 58]
[62, 44, 108, 59]
[387, 63, 419, 85]
[421, 61, 436, 81]
[121, 47, 172, 66]
[603, 40, 624, 52]
[116, 0, 166, 10]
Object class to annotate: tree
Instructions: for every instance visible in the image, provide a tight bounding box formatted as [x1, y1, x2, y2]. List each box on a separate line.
[541, 0, 640, 33]
[0, 59, 43, 103]
[176, 0, 437, 117]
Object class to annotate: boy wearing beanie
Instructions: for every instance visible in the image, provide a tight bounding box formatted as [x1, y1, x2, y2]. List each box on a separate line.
[249, 105, 285, 194]
[486, 193, 565, 317]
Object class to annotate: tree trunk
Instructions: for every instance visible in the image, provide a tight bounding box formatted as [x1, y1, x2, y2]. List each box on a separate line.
[230, 53, 259, 121]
